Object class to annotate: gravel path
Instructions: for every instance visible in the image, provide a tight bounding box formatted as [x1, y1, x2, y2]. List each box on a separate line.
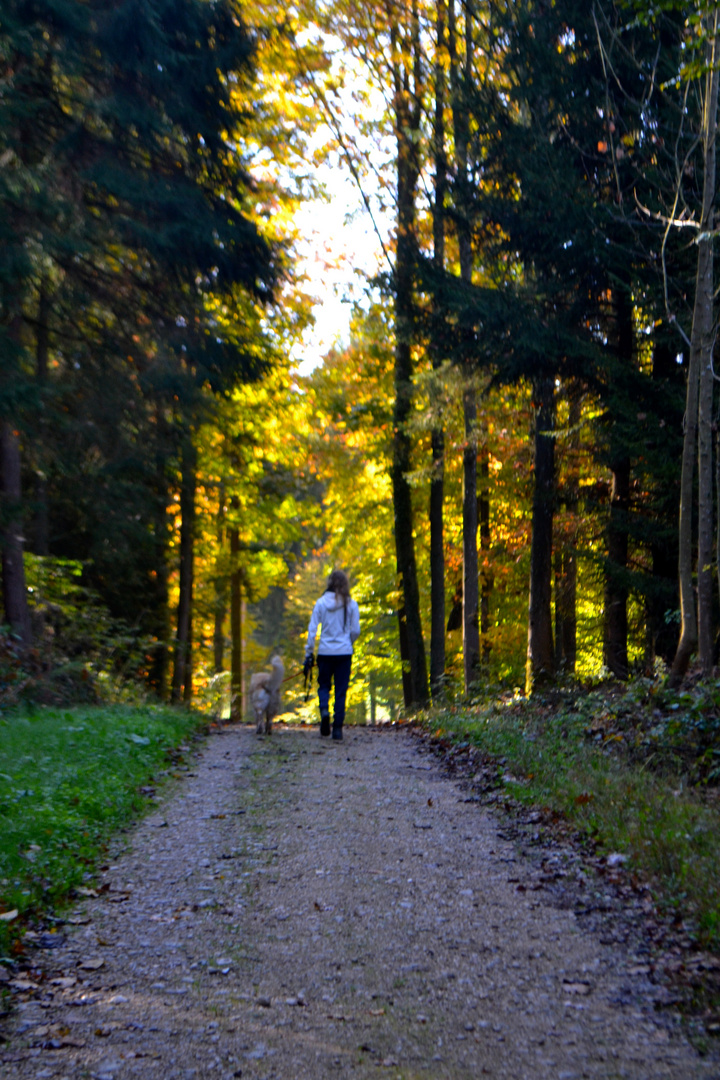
[2, 724, 719, 1080]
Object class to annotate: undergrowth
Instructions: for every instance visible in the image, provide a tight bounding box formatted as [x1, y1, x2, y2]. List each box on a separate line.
[0, 704, 206, 957]
[426, 676, 720, 951]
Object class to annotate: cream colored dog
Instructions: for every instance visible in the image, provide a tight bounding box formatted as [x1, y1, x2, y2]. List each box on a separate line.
[249, 655, 284, 735]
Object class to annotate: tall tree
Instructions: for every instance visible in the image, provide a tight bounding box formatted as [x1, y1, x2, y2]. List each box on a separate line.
[526, 376, 556, 691]
[448, 0, 481, 693]
[390, 7, 430, 707]
[429, 0, 448, 700]
[670, 7, 720, 684]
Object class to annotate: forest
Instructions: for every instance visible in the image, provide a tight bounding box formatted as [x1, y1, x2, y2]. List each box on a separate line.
[1, 0, 720, 727]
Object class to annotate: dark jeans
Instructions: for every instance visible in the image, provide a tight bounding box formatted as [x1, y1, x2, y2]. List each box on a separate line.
[317, 654, 352, 727]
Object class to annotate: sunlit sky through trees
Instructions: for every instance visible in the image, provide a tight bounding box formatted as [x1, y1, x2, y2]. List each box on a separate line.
[289, 37, 394, 374]
[291, 168, 386, 374]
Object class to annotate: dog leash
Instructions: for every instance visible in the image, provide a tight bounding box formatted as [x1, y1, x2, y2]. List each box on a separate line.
[275, 663, 314, 702]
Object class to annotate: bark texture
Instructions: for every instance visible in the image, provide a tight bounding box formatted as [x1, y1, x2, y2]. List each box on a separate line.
[604, 458, 630, 680]
[390, 15, 429, 708]
[429, 0, 447, 700]
[603, 286, 633, 680]
[213, 482, 227, 676]
[0, 422, 32, 646]
[230, 498, 243, 722]
[171, 438, 197, 703]
[449, 0, 480, 692]
[526, 378, 555, 693]
[671, 16, 719, 686]
[479, 447, 492, 664]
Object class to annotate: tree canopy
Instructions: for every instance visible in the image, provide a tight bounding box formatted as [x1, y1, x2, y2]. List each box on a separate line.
[2, 0, 720, 718]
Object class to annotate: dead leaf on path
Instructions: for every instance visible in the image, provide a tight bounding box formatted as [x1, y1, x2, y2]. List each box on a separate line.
[627, 965, 651, 976]
[369, 1008, 385, 1016]
[67, 916, 91, 926]
[10, 979, 38, 991]
[329, 1012, 353, 1022]
[562, 980, 592, 995]
[211, 813, 226, 819]
[79, 958, 105, 971]
[0, 909, 18, 922]
[381, 1057, 399, 1067]
[314, 901, 323, 911]
[51, 977, 77, 989]
[75, 887, 98, 898]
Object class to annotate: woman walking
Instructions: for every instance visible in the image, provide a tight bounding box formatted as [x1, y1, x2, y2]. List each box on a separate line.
[304, 570, 360, 740]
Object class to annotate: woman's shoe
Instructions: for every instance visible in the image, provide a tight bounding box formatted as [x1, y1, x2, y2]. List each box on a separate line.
[320, 712, 331, 737]
[331, 724, 343, 741]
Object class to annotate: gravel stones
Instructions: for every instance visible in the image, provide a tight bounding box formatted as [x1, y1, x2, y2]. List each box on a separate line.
[1, 724, 718, 1079]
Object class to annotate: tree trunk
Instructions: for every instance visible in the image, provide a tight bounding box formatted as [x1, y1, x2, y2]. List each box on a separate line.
[649, 342, 680, 667]
[230, 499, 243, 722]
[526, 377, 555, 692]
[148, 404, 170, 699]
[34, 284, 50, 556]
[554, 551, 563, 670]
[429, 0, 447, 700]
[0, 422, 32, 646]
[396, 589, 414, 708]
[479, 446, 492, 663]
[462, 384, 481, 688]
[698, 324, 714, 675]
[213, 481, 227, 675]
[449, 0, 480, 693]
[369, 669, 377, 726]
[604, 457, 630, 679]
[390, 17, 429, 708]
[171, 438, 197, 703]
[603, 285, 633, 680]
[671, 13, 720, 685]
[555, 384, 580, 674]
[183, 619, 193, 704]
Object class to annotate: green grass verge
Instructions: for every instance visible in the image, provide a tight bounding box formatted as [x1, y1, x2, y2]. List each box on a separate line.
[0, 704, 206, 948]
[427, 694, 720, 950]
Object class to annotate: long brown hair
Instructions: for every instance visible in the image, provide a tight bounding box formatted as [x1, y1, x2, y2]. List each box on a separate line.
[326, 569, 350, 627]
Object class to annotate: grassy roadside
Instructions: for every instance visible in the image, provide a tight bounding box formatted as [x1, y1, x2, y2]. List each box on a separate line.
[423, 680, 720, 952]
[0, 704, 207, 952]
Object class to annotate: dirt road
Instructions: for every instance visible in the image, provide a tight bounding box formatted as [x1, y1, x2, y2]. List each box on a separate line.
[1, 724, 718, 1079]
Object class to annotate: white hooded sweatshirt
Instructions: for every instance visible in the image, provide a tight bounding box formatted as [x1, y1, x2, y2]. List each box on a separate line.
[306, 591, 360, 657]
